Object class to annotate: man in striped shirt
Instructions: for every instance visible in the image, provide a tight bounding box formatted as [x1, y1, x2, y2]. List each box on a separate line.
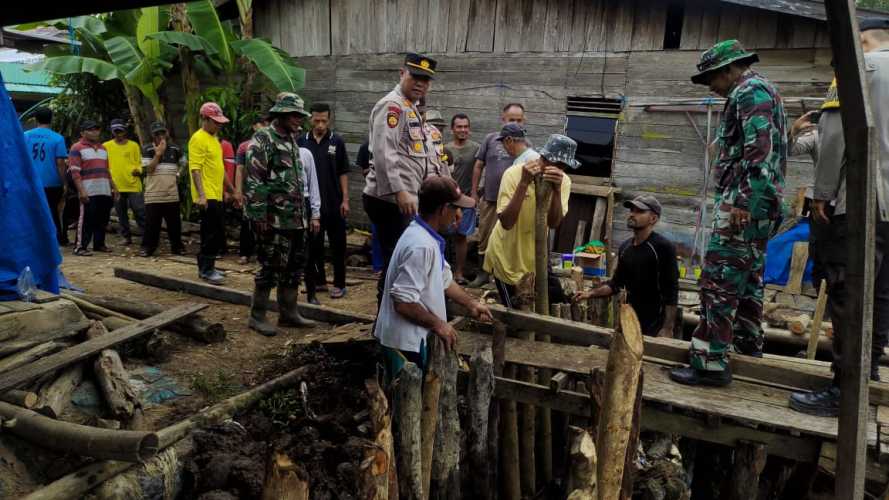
[69, 120, 117, 256]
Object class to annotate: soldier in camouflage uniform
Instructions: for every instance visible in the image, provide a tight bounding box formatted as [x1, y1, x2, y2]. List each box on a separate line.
[671, 40, 787, 387]
[245, 93, 320, 336]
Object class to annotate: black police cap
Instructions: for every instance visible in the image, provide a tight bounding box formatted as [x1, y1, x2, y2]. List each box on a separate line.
[404, 53, 437, 79]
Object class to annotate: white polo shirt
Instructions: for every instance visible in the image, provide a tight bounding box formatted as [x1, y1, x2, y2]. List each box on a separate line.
[375, 218, 453, 353]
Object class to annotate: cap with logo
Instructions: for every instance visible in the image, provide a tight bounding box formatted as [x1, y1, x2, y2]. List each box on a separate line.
[80, 119, 99, 131]
[150, 121, 167, 134]
[691, 39, 759, 85]
[420, 176, 476, 210]
[110, 118, 127, 132]
[860, 17, 889, 31]
[268, 92, 310, 117]
[199, 102, 230, 124]
[404, 53, 437, 80]
[495, 123, 527, 142]
[538, 134, 581, 169]
[623, 195, 663, 216]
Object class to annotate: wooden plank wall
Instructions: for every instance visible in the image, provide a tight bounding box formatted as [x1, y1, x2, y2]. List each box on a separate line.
[255, 0, 834, 246]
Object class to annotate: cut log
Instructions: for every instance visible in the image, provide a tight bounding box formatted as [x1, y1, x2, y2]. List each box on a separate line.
[421, 337, 444, 500]
[262, 451, 309, 500]
[394, 362, 423, 500]
[619, 371, 644, 500]
[20, 364, 315, 500]
[363, 379, 393, 500]
[786, 314, 811, 336]
[0, 390, 38, 409]
[0, 299, 89, 346]
[596, 304, 644, 500]
[0, 401, 157, 462]
[0, 303, 206, 395]
[490, 321, 507, 498]
[0, 340, 73, 374]
[807, 280, 829, 359]
[84, 321, 144, 429]
[430, 339, 460, 500]
[467, 346, 494, 500]
[729, 441, 768, 500]
[784, 242, 808, 295]
[567, 425, 598, 500]
[501, 364, 521, 500]
[36, 364, 84, 419]
[75, 293, 226, 343]
[85, 313, 171, 362]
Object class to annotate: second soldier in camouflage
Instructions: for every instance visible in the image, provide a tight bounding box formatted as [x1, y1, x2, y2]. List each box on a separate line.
[244, 93, 320, 336]
[671, 40, 788, 387]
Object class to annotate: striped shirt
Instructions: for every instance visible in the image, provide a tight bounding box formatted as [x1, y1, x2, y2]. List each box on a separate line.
[68, 140, 112, 197]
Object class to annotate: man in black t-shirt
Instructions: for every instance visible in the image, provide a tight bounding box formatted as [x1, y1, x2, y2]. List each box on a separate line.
[574, 195, 679, 337]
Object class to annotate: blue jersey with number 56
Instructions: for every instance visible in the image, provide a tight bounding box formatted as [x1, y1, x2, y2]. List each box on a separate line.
[24, 127, 68, 188]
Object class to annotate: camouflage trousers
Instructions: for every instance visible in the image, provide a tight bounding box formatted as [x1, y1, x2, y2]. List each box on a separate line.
[254, 228, 306, 289]
[690, 197, 776, 372]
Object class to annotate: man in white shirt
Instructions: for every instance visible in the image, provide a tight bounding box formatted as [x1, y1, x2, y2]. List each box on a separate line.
[375, 176, 492, 377]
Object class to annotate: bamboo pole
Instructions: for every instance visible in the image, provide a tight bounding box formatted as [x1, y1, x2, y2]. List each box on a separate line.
[596, 304, 644, 500]
[807, 280, 829, 359]
[535, 160, 555, 488]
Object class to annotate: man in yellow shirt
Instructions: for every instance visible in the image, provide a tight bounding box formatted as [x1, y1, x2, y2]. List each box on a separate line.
[483, 132, 578, 307]
[104, 119, 145, 246]
[189, 102, 230, 285]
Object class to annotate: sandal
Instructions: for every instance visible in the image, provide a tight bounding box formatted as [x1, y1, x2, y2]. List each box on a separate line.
[329, 287, 346, 299]
[74, 247, 93, 256]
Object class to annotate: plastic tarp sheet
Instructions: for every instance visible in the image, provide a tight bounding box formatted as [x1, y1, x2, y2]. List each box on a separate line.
[0, 71, 61, 299]
[764, 219, 813, 286]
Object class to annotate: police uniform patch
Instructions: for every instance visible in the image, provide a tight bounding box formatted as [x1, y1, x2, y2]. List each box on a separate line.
[408, 111, 417, 119]
[431, 130, 441, 141]
[413, 142, 423, 152]
[387, 104, 401, 128]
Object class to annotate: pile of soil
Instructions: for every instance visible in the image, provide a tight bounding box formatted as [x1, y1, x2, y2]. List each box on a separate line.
[183, 342, 379, 500]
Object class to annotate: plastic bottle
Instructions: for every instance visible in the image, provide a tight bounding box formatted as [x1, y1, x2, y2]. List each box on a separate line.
[17, 266, 36, 302]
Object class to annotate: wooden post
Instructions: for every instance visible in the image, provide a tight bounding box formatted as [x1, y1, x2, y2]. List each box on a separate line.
[363, 379, 393, 500]
[501, 363, 521, 500]
[468, 346, 495, 500]
[394, 362, 424, 500]
[566, 425, 598, 500]
[728, 441, 768, 500]
[823, 1, 876, 498]
[619, 371, 643, 500]
[84, 321, 145, 429]
[430, 344, 460, 500]
[807, 279, 829, 359]
[784, 242, 809, 295]
[596, 304, 644, 500]
[262, 452, 309, 500]
[536, 172, 554, 489]
[421, 337, 444, 500]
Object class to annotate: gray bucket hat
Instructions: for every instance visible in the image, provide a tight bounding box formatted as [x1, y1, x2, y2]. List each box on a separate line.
[538, 134, 581, 169]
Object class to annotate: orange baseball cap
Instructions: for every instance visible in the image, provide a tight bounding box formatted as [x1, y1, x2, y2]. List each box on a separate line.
[199, 102, 229, 124]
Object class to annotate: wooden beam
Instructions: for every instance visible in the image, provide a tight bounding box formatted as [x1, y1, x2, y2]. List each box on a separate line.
[807, 280, 829, 360]
[449, 302, 889, 406]
[784, 242, 809, 295]
[113, 267, 374, 324]
[824, 1, 876, 498]
[487, 375, 821, 462]
[0, 304, 206, 394]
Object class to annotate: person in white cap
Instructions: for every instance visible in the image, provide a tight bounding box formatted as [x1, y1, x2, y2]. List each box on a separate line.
[189, 102, 230, 285]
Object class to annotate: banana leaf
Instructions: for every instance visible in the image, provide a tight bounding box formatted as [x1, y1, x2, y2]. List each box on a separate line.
[147, 31, 218, 56]
[187, 0, 234, 71]
[104, 36, 144, 75]
[136, 6, 171, 61]
[105, 9, 142, 38]
[26, 56, 120, 81]
[230, 38, 304, 92]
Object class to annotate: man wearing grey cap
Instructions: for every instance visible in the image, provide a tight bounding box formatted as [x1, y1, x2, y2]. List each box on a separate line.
[573, 195, 679, 337]
[484, 133, 576, 307]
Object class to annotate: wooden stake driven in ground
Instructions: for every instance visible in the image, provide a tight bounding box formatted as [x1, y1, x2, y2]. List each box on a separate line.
[468, 346, 494, 500]
[596, 303, 644, 500]
[807, 279, 829, 360]
[394, 362, 424, 500]
[567, 425, 598, 500]
[535, 161, 555, 488]
[84, 321, 145, 429]
[262, 451, 309, 500]
[363, 379, 393, 500]
[430, 339, 460, 500]
[421, 337, 444, 500]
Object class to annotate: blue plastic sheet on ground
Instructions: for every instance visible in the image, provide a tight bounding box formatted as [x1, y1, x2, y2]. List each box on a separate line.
[763, 219, 813, 286]
[0, 71, 61, 299]
[72, 366, 192, 415]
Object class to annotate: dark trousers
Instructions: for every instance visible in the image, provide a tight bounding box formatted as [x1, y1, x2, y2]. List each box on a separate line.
[363, 194, 411, 304]
[115, 192, 146, 239]
[255, 229, 306, 289]
[43, 187, 64, 244]
[76, 195, 113, 251]
[61, 195, 80, 245]
[822, 215, 889, 381]
[142, 202, 183, 254]
[306, 211, 348, 293]
[240, 217, 255, 257]
[197, 200, 225, 274]
[494, 276, 565, 309]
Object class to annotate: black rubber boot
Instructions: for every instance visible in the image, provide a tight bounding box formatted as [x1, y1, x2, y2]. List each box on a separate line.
[248, 286, 278, 336]
[669, 366, 732, 387]
[789, 385, 840, 417]
[277, 287, 316, 328]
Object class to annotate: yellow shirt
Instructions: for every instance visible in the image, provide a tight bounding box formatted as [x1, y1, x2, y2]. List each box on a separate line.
[188, 128, 225, 202]
[103, 139, 142, 193]
[483, 161, 572, 286]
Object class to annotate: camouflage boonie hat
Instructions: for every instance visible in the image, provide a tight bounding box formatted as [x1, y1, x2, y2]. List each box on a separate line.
[268, 92, 310, 117]
[538, 134, 581, 170]
[691, 39, 759, 85]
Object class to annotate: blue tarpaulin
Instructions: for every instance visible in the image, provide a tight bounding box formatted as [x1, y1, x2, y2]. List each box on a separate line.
[764, 219, 813, 286]
[0, 71, 61, 299]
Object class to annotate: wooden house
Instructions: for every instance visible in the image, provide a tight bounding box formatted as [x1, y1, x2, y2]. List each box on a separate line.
[253, 0, 885, 262]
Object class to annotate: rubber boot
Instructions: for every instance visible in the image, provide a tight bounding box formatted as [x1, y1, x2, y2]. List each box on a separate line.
[278, 286, 316, 328]
[248, 286, 278, 336]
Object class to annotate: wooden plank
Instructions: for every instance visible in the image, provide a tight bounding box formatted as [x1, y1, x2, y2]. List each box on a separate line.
[465, 0, 497, 52]
[446, 0, 471, 53]
[716, 3, 743, 41]
[584, 0, 609, 52]
[113, 267, 375, 325]
[604, 0, 635, 52]
[588, 196, 608, 243]
[570, 184, 618, 198]
[482, 374, 821, 462]
[823, 1, 877, 497]
[697, 0, 722, 49]
[0, 304, 206, 394]
[679, 0, 704, 50]
[784, 242, 809, 295]
[448, 301, 889, 407]
[791, 16, 818, 49]
[574, 220, 588, 249]
[630, 0, 667, 51]
[807, 279, 829, 360]
[741, 8, 778, 49]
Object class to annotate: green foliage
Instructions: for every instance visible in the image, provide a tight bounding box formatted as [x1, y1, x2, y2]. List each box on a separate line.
[258, 388, 303, 428]
[191, 370, 239, 403]
[28, 56, 120, 81]
[187, 0, 235, 71]
[147, 31, 218, 55]
[858, 0, 889, 11]
[47, 73, 128, 143]
[230, 39, 305, 93]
